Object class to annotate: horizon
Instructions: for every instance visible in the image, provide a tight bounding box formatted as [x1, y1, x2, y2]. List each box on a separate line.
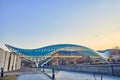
[0, 0, 120, 50]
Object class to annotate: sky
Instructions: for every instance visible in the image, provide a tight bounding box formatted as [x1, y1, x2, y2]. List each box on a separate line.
[0, 0, 120, 50]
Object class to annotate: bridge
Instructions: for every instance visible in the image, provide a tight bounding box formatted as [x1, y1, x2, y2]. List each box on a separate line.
[5, 44, 108, 67]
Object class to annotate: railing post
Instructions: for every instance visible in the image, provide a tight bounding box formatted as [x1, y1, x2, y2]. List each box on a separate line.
[52, 68, 55, 79]
[101, 74, 103, 80]
[93, 73, 97, 80]
[39, 65, 41, 71]
[43, 66, 45, 73]
[111, 65, 114, 76]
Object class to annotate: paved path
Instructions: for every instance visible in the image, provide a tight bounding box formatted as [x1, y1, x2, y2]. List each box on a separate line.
[16, 74, 51, 80]
[4, 67, 51, 80]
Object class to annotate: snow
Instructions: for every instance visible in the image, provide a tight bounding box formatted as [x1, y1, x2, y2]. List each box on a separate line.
[16, 74, 51, 80]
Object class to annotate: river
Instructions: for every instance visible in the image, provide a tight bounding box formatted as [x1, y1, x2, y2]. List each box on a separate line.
[44, 69, 120, 80]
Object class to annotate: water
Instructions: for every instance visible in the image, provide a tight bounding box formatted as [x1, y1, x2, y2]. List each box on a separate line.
[56, 71, 120, 80]
[44, 69, 120, 80]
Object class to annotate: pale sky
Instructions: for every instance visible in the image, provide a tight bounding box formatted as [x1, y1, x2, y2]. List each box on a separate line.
[0, 0, 120, 50]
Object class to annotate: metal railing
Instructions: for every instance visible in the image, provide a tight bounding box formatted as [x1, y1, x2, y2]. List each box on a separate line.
[42, 64, 120, 76]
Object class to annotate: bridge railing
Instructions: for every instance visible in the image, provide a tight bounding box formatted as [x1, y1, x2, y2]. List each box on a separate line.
[42, 64, 120, 76]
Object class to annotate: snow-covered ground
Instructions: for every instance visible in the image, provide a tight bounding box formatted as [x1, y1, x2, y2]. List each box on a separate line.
[16, 74, 51, 80]
[56, 71, 120, 80]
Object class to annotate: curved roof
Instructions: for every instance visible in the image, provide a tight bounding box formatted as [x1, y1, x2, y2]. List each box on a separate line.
[5, 44, 106, 58]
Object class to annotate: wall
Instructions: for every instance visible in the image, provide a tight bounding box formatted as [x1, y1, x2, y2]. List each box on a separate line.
[0, 48, 6, 72]
[16, 55, 21, 70]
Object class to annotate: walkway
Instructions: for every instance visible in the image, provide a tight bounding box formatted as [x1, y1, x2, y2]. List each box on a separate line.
[4, 67, 51, 80]
[4, 67, 42, 76]
[16, 74, 51, 80]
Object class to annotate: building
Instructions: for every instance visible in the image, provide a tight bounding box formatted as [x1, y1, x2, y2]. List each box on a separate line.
[0, 48, 6, 71]
[109, 49, 120, 63]
[98, 48, 120, 63]
[0, 48, 21, 72]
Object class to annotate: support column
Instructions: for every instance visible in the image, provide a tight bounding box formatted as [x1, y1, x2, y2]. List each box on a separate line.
[4, 51, 10, 71]
[9, 54, 14, 71]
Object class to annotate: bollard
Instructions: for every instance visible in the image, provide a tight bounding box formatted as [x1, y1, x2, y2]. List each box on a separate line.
[1, 68, 4, 80]
[1, 68, 4, 77]
[52, 68, 55, 79]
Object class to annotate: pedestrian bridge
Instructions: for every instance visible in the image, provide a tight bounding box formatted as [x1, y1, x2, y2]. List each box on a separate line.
[5, 44, 107, 66]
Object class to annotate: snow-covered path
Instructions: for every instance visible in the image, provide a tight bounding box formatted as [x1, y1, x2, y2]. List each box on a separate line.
[56, 71, 120, 80]
[16, 74, 51, 80]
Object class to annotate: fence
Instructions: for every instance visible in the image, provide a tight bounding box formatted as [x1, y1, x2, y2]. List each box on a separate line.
[42, 64, 120, 76]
